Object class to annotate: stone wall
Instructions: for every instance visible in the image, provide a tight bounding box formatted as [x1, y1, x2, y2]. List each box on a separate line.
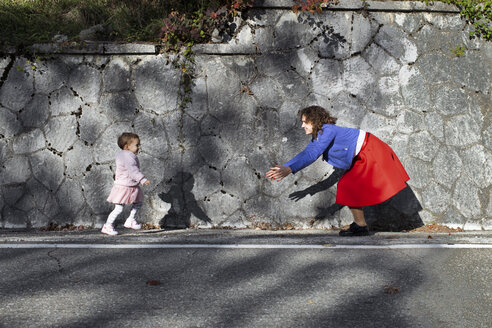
[0, 0, 491, 230]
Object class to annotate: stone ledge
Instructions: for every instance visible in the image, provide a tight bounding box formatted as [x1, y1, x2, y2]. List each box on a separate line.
[0, 42, 158, 55]
[253, 0, 459, 12]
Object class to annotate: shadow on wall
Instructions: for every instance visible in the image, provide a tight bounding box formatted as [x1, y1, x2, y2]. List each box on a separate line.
[289, 169, 423, 231]
[158, 171, 211, 229]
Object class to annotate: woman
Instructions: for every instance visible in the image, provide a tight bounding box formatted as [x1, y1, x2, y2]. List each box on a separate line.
[266, 106, 410, 236]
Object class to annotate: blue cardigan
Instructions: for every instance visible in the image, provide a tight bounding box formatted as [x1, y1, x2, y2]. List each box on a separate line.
[284, 124, 361, 172]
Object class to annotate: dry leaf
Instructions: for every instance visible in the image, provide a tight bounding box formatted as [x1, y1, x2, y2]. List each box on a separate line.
[146, 280, 161, 286]
[384, 285, 400, 294]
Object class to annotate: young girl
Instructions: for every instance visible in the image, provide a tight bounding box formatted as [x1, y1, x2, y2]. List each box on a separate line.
[266, 105, 410, 236]
[101, 132, 151, 236]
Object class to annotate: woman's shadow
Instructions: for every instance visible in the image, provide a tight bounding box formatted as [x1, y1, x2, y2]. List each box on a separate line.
[289, 168, 424, 231]
[159, 171, 211, 229]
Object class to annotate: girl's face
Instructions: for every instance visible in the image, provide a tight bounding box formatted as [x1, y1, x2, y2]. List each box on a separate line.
[125, 138, 141, 154]
[301, 115, 313, 135]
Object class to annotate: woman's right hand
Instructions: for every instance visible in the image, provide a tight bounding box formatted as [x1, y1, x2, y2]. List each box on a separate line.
[265, 165, 292, 181]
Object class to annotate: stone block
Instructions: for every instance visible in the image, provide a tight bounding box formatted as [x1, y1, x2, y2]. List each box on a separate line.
[362, 43, 400, 76]
[453, 53, 490, 94]
[399, 65, 431, 112]
[249, 76, 284, 108]
[351, 13, 378, 54]
[99, 91, 138, 121]
[423, 13, 464, 30]
[3, 207, 27, 228]
[422, 182, 451, 215]
[191, 165, 222, 202]
[13, 129, 45, 154]
[0, 156, 31, 185]
[0, 107, 22, 138]
[407, 131, 439, 162]
[185, 76, 208, 121]
[433, 148, 462, 189]
[252, 27, 276, 53]
[137, 153, 168, 188]
[312, 59, 343, 99]
[0, 139, 8, 165]
[293, 47, 317, 78]
[103, 58, 131, 92]
[394, 13, 423, 34]
[81, 165, 114, 214]
[360, 112, 396, 142]
[396, 109, 424, 134]
[197, 136, 233, 170]
[2, 185, 25, 206]
[460, 145, 492, 188]
[68, 64, 101, 104]
[432, 84, 468, 116]
[274, 11, 319, 50]
[403, 157, 432, 189]
[374, 25, 417, 64]
[199, 192, 242, 224]
[417, 53, 453, 84]
[133, 55, 180, 115]
[44, 115, 78, 152]
[343, 56, 376, 99]
[93, 122, 133, 163]
[50, 87, 83, 116]
[56, 179, 85, 222]
[30, 150, 64, 192]
[367, 76, 404, 117]
[79, 104, 111, 144]
[0, 58, 34, 112]
[425, 112, 444, 141]
[20, 94, 50, 128]
[34, 59, 70, 95]
[453, 176, 481, 219]
[444, 114, 481, 147]
[443, 208, 466, 229]
[65, 140, 94, 177]
[222, 156, 259, 200]
[314, 12, 351, 60]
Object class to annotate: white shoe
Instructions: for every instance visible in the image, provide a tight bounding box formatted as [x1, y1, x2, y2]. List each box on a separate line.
[101, 224, 118, 236]
[124, 219, 141, 230]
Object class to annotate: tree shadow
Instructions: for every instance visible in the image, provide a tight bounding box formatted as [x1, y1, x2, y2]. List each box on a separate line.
[289, 169, 424, 231]
[158, 171, 211, 229]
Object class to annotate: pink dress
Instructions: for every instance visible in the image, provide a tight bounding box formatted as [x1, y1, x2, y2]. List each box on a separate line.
[107, 150, 147, 204]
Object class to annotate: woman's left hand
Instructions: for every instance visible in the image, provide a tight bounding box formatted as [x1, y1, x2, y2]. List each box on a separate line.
[266, 165, 292, 181]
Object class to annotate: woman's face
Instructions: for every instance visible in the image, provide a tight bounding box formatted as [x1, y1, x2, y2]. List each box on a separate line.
[301, 115, 313, 135]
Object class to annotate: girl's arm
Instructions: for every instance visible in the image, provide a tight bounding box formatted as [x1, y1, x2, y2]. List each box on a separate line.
[125, 153, 147, 184]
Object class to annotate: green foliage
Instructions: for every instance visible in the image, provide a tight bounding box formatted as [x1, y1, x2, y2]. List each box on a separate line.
[425, 0, 492, 41]
[451, 44, 467, 56]
[292, 0, 339, 13]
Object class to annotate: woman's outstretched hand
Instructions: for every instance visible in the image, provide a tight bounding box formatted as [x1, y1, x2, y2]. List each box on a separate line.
[266, 165, 292, 181]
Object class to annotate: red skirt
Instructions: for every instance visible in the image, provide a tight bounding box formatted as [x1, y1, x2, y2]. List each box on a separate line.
[336, 133, 409, 207]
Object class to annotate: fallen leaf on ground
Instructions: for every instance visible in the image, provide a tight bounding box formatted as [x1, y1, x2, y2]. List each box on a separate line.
[384, 285, 400, 294]
[146, 280, 161, 286]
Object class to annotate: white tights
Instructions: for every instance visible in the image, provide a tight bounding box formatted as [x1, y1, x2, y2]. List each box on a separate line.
[105, 203, 142, 226]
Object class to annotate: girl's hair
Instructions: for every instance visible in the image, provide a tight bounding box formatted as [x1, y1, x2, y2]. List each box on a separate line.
[117, 132, 139, 149]
[298, 106, 337, 139]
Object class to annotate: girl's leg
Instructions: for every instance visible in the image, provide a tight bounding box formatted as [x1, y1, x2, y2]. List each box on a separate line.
[102, 204, 123, 235]
[106, 204, 124, 226]
[349, 207, 367, 227]
[124, 202, 142, 229]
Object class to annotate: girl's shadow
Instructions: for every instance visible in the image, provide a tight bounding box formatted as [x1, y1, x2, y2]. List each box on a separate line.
[159, 171, 211, 229]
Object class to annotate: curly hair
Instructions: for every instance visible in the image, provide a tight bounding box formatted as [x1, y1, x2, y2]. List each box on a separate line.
[117, 132, 139, 150]
[298, 106, 337, 139]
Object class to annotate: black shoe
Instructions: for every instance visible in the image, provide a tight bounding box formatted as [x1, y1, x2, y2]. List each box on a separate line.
[339, 222, 369, 236]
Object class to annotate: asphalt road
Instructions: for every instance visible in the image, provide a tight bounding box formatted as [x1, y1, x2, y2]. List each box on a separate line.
[0, 230, 491, 328]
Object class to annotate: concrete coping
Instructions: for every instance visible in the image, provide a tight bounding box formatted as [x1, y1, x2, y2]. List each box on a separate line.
[0, 1, 460, 55]
[254, 0, 460, 12]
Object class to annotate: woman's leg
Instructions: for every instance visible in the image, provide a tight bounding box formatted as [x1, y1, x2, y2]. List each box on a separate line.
[349, 207, 367, 227]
